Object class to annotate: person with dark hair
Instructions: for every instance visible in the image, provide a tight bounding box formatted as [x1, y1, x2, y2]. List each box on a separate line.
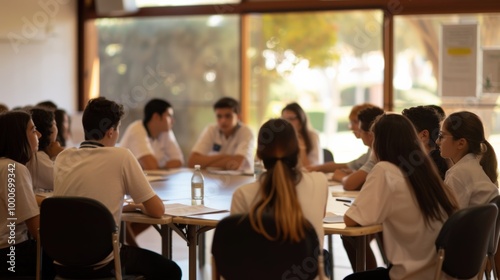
[26, 107, 64, 191]
[231, 118, 328, 278]
[333, 106, 384, 190]
[0, 103, 8, 113]
[308, 103, 376, 173]
[402, 106, 449, 179]
[0, 111, 56, 278]
[55, 108, 73, 147]
[53, 97, 182, 279]
[36, 100, 58, 111]
[425, 104, 446, 121]
[344, 114, 458, 280]
[281, 102, 322, 167]
[437, 111, 499, 208]
[188, 96, 255, 171]
[120, 98, 183, 169]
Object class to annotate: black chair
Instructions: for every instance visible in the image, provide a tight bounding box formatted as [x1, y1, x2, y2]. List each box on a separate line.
[37, 197, 123, 280]
[434, 203, 498, 280]
[323, 148, 334, 163]
[212, 214, 324, 280]
[484, 196, 500, 280]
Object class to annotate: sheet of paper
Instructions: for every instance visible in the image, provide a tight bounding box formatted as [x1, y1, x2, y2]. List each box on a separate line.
[323, 212, 344, 224]
[163, 203, 228, 216]
[146, 175, 168, 182]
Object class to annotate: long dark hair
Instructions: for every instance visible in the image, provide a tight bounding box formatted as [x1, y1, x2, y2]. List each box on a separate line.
[443, 111, 498, 183]
[250, 118, 306, 242]
[0, 111, 34, 164]
[282, 102, 312, 154]
[372, 114, 457, 226]
[31, 107, 55, 152]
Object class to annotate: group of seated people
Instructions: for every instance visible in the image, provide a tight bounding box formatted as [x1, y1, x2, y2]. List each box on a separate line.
[1, 95, 499, 279]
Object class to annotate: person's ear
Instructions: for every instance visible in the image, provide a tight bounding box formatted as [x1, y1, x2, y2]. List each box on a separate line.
[106, 127, 114, 138]
[456, 138, 467, 150]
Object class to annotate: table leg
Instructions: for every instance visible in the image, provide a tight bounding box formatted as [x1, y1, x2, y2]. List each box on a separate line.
[354, 236, 366, 272]
[159, 225, 172, 259]
[199, 231, 205, 268]
[328, 234, 334, 280]
[187, 225, 198, 280]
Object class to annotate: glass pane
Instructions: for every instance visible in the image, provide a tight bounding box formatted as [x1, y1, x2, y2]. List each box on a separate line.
[248, 11, 384, 162]
[96, 15, 239, 156]
[135, 0, 240, 7]
[394, 13, 500, 161]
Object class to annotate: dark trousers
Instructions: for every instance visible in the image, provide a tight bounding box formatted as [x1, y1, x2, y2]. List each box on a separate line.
[0, 239, 56, 279]
[56, 244, 182, 280]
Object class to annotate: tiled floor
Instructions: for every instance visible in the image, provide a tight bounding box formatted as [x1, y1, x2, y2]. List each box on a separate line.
[136, 226, 385, 280]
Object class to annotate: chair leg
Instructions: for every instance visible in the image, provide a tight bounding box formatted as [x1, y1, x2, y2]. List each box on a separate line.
[491, 254, 498, 280]
[36, 229, 41, 280]
[113, 232, 123, 280]
[434, 249, 444, 280]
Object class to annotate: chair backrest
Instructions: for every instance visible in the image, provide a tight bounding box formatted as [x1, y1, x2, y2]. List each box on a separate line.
[488, 196, 500, 255]
[212, 214, 320, 280]
[39, 196, 118, 267]
[323, 148, 334, 163]
[435, 203, 498, 279]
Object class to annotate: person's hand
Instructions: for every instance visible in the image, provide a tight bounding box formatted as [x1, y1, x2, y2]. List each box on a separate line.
[46, 141, 64, 158]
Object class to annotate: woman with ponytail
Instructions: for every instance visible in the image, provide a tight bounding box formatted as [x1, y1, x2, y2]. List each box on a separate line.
[230, 118, 328, 270]
[437, 111, 498, 208]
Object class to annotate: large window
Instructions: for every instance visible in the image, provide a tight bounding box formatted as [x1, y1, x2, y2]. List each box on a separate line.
[95, 10, 383, 162]
[394, 13, 500, 158]
[247, 10, 383, 162]
[95, 15, 239, 156]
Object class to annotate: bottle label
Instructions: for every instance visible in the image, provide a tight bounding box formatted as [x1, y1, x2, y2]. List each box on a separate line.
[191, 182, 204, 200]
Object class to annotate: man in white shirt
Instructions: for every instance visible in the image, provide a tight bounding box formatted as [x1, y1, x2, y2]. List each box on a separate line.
[54, 97, 181, 279]
[120, 98, 184, 169]
[188, 97, 255, 171]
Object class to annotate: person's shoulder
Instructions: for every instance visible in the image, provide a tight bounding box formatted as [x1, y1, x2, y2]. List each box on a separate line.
[237, 123, 254, 135]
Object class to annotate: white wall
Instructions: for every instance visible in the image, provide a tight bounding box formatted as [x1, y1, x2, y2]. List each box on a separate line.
[0, 0, 77, 113]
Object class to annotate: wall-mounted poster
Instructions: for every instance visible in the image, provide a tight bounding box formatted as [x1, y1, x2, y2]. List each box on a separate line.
[482, 48, 500, 94]
[439, 23, 478, 97]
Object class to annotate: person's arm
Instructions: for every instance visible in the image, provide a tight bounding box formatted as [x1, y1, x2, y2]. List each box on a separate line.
[188, 152, 244, 170]
[344, 214, 360, 227]
[25, 215, 40, 241]
[341, 170, 368, 191]
[139, 154, 182, 170]
[141, 195, 165, 218]
[138, 154, 160, 170]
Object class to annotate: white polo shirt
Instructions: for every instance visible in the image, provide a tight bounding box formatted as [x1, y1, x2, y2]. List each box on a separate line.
[0, 158, 39, 249]
[120, 120, 184, 168]
[53, 142, 157, 227]
[445, 153, 499, 208]
[347, 162, 443, 279]
[191, 123, 255, 171]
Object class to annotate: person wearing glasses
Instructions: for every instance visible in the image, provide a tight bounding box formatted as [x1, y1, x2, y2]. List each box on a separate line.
[436, 111, 498, 208]
[281, 102, 322, 167]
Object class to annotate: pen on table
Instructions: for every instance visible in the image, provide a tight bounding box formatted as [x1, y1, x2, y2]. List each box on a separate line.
[343, 203, 351, 207]
[336, 198, 352, 203]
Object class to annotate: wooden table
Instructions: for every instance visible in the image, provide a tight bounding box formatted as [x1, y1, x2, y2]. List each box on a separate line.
[122, 169, 382, 280]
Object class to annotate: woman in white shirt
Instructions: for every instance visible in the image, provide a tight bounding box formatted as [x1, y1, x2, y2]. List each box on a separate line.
[26, 107, 64, 191]
[281, 102, 323, 167]
[231, 118, 328, 279]
[344, 114, 458, 280]
[437, 111, 499, 208]
[0, 110, 55, 278]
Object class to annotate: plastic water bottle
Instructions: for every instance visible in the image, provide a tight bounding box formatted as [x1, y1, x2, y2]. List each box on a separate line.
[191, 165, 204, 205]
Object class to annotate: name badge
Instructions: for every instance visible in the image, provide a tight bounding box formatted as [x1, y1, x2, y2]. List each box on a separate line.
[213, 143, 221, 152]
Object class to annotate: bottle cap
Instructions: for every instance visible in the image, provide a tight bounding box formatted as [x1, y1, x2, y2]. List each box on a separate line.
[194, 164, 201, 169]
